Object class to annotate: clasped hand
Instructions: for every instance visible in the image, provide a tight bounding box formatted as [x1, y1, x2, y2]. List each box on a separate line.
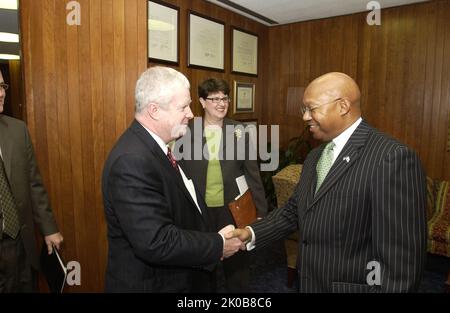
[218, 225, 252, 260]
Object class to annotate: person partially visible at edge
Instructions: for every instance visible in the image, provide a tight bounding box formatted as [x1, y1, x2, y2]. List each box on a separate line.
[175, 77, 267, 292]
[102, 67, 244, 292]
[0, 69, 63, 292]
[227, 72, 427, 293]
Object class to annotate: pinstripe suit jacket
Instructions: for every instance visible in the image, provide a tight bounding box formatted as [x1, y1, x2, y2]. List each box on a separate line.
[251, 120, 427, 292]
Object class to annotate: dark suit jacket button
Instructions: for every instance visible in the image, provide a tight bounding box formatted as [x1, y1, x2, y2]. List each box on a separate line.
[302, 240, 308, 246]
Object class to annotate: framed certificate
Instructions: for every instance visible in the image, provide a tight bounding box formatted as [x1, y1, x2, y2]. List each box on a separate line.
[188, 11, 225, 71]
[231, 27, 258, 76]
[148, 1, 179, 65]
[233, 81, 255, 113]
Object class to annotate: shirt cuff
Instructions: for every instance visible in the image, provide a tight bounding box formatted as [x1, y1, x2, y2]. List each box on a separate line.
[245, 226, 256, 251]
[218, 233, 225, 248]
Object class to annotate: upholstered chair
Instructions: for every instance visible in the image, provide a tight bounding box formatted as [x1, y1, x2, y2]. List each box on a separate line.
[271, 164, 302, 287]
[426, 177, 450, 290]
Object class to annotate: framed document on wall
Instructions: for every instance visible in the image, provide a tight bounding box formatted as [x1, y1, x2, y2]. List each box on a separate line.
[188, 11, 225, 71]
[233, 81, 255, 113]
[231, 27, 258, 76]
[148, 1, 179, 65]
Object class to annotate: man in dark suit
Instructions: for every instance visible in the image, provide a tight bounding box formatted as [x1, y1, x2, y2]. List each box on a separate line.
[229, 72, 427, 292]
[102, 66, 243, 292]
[0, 70, 63, 292]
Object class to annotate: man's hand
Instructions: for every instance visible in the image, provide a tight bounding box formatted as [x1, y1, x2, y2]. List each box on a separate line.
[219, 225, 244, 259]
[44, 232, 64, 254]
[225, 228, 252, 244]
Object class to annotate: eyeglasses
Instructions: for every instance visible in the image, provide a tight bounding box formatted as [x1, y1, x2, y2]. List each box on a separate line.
[205, 96, 230, 104]
[300, 98, 342, 115]
[0, 83, 9, 91]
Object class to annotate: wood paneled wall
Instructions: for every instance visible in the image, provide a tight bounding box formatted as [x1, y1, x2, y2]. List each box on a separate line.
[150, 0, 268, 120]
[20, 0, 267, 292]
[20, 0, 148, 292]
[264, 0, 450, 180]
[19, 0, 450, 292]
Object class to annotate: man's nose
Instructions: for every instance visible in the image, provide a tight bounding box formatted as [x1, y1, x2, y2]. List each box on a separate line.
[302, 111, 311, 121]
[186, 107, 194, 119]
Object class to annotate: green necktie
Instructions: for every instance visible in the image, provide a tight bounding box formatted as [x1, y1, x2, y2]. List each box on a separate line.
[315, 141, 335, 193]
[0, 156, 20, 239]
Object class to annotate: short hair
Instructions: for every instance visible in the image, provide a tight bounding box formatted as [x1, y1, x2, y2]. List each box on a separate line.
[135, 66, 190, 114]
[198, 78, 230, 99]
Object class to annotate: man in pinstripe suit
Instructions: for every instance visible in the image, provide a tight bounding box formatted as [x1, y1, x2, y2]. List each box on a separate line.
[228, 72, 427, 292]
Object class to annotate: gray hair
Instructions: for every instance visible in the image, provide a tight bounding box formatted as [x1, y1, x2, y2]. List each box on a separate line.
[135, 66, 190, 114]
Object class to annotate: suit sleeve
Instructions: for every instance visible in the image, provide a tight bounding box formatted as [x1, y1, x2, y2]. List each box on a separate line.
[108, 153, 222, 268]
[251, 178, 300, 249]
[24, 124, 59, 236]
[372, 146, 427, 292]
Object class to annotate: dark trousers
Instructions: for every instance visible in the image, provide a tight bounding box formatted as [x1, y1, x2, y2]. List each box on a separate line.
[0, 232, 36, 292]
[207, 205, 251, 293]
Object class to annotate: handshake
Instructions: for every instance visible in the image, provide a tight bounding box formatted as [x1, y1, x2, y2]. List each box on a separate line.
[218, 225, 252, 259]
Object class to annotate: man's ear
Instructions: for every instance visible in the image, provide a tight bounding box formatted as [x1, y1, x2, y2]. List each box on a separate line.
[339, 98, 351, 116]
[147, 103, 160, 120]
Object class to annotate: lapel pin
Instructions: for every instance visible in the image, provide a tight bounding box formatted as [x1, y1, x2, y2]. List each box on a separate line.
[343, 156, 350, 163]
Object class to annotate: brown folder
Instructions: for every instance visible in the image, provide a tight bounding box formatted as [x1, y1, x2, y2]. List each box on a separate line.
[228, 189, 257, 228]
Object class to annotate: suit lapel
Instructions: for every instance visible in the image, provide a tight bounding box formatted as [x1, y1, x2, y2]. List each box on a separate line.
[0, 116, 13, 179]
[219, 118, 234, 173]
[296, 149, 321, 220]
[307, 120, 371, 210]
[131, 121, 205, 219]
[192, 120, 209, 197]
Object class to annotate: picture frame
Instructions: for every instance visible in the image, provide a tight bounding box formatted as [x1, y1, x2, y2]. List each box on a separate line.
[148, 1, 179, 65]
[233, 81, 255, 113]
[231, 27, 258, 76]
[188, 11, 225, 71]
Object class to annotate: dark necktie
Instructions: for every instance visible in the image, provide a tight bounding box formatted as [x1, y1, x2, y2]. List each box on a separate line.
[0, 156, 20, 239]
[166, 148, 179, 172]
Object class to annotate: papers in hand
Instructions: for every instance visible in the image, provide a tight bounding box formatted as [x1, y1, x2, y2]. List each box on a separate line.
[235, 175, 249, 197]
[40, 243, 67, 293]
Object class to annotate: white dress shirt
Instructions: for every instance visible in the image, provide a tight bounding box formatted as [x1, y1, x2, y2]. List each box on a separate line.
[140, 125, 202, 214]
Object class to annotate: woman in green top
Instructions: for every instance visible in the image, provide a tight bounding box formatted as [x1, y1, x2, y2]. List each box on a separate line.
[177, 78, 268, 292]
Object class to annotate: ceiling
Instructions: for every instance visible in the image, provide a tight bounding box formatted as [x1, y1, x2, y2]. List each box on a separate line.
[205, 0, 428, 26]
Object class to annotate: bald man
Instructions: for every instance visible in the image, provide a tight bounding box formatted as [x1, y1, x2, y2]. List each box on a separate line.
[229, 72, 427, 292]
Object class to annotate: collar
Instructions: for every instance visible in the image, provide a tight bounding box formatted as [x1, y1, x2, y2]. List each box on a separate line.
[139, 122, 169, 155]
[331, 117, 362, 161]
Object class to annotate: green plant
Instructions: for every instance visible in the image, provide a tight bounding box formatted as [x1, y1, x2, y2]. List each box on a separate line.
[260, 127, 313, 209]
